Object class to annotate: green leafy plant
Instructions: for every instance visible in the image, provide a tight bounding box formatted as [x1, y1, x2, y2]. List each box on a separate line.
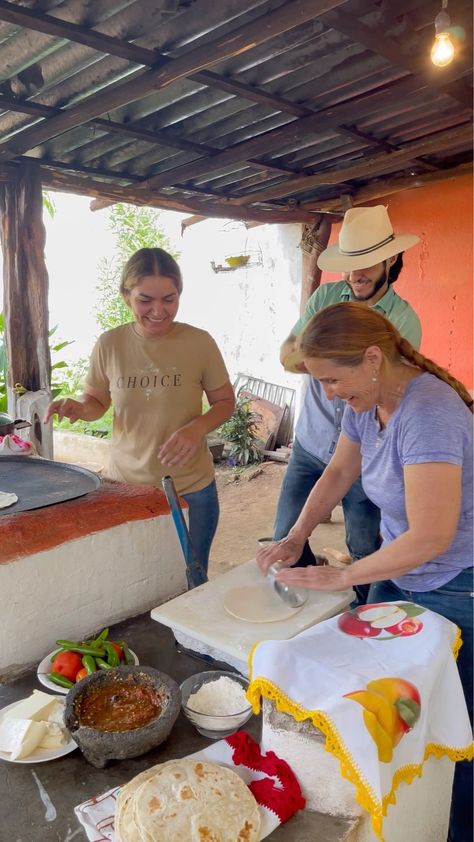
[42, 191, 56, 219]
[218, 395, 263, 466]
[0, 315, 73, 412]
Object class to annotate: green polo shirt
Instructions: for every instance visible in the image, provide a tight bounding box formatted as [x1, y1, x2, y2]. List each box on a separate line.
[292, 281, 421, 347]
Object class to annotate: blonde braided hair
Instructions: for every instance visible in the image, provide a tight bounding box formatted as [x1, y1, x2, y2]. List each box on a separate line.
[299, 302, 473, 412]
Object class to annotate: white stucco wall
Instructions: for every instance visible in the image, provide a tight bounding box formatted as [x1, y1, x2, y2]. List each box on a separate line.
[0, 515, 187, 677]
[178, 220, 304, 396]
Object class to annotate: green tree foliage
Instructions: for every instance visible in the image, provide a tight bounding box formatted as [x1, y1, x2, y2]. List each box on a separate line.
[95, 203, 180, 332]
[42, 191, 56, 219]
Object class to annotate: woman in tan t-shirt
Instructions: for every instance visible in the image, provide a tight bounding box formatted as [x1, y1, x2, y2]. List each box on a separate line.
[45, 248, 235, 587]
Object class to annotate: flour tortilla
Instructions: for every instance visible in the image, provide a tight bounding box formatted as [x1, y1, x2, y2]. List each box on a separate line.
[115, 759, 260, 842]
[224, 583, 303, 623]
[0, 491, 18, 509]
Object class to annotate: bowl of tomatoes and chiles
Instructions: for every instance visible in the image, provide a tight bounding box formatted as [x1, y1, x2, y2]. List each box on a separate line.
[37, 628, 138, 694]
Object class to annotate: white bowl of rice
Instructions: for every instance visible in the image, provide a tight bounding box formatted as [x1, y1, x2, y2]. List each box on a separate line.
[180, 670, 253, 739]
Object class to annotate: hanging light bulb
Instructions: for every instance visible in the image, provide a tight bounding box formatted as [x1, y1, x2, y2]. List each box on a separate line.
[431, 0, 455, 67]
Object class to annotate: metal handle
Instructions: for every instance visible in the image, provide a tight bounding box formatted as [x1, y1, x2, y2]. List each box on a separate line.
[161, 475, 206, 589]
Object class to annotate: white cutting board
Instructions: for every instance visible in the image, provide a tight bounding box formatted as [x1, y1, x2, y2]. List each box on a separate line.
[151, 559, 354, 667]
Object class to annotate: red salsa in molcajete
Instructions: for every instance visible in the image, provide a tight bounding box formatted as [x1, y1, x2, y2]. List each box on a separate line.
[77, 681, 164, 732]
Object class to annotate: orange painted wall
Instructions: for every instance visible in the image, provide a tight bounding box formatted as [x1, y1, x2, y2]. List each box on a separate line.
[321, 174, 473, 389]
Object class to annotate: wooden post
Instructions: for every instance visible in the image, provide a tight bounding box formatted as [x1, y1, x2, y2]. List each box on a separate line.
[0, 159, 52, 456]
[299, 214, 334, 313]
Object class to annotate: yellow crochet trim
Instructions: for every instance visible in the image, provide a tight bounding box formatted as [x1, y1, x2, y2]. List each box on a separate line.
[247, 676, 474, 841]
[247, 641, 262, 677]
[452, 626, 463, 660]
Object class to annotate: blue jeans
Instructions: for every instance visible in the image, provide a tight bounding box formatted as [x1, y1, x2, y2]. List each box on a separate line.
[182, 480, 219, 588]
[369, 570, 474, 842]
[274, 438, 381, 603]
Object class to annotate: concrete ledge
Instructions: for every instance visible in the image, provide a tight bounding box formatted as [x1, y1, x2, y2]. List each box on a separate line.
[53, 429, 111, 474]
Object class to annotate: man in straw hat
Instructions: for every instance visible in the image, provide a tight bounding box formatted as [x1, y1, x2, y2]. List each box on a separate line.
[277, 205, 421, 604]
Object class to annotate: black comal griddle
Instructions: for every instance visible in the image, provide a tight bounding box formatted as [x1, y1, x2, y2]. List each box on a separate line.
[0, 456, 101, 514]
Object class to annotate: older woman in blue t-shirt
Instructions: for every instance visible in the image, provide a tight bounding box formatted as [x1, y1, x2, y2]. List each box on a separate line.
[257, 302, 473, 842]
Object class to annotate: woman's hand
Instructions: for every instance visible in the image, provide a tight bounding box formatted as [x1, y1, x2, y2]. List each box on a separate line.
[158, 421, 204, 467]
[256, 534, 306, 575]
[44, 397, 85, 424]
[275, 564, 351, 592]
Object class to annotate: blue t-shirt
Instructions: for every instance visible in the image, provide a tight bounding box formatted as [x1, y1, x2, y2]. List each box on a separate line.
[342, 373, 473, 591]
[293, 281, 422, 463]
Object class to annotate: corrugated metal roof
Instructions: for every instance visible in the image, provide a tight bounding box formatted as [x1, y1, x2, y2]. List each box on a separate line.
[0, 0, 472, 222]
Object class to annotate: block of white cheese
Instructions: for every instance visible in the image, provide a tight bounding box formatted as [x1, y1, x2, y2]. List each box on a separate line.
[0, 718, 46, 760]
[4, 690, 59, 723]
[39, 721, 66, 749]
[47, 699, 66, 727]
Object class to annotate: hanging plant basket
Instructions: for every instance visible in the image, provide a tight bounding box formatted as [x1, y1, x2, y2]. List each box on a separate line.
[225, 254, 250, 268]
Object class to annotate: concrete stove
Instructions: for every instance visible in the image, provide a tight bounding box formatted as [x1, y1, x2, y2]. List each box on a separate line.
[0, 480, 187, 679]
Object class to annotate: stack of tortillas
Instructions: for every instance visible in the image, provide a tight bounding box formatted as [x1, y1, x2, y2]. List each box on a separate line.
[115, 758, 261, 841]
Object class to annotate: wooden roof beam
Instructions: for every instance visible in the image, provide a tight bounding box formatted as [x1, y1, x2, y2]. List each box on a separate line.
[335, 124, 438, 171]
[0, 0, 162, 66]
[321, 7, 473, 109]
[227, 122, 473, 204]
[38, 166, 319, 224]
[0, 0, 351, 162]
[0, 95, 299, 178]
[0, 1, 320, 120]
[303, 161, 473, 212]
[109, 72, 470, 198]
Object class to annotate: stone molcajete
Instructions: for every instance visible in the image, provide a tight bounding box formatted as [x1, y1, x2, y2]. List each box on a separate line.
[64, 666, 180, 768]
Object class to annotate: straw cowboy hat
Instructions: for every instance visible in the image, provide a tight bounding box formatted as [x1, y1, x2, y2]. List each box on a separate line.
[317, 205, 419, 272]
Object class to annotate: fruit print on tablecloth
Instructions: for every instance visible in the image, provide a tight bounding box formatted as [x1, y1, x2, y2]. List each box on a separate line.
[344, 677, 421, 763]
[337, 602, 425, 640]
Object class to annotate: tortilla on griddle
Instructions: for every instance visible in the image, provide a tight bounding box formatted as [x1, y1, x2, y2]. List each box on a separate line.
[115, 759, 261, 842]
[0, 491, 18, 509]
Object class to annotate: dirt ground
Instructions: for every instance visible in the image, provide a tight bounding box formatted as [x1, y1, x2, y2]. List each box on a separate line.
[208, 460, 348, 579]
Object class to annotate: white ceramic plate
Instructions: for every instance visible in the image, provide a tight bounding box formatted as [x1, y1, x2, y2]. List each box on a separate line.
[37, 648, 140, 694]
[0, 696, 77, 764]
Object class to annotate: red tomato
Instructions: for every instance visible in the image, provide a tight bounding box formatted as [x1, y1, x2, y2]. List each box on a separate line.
[52, 651, 83, 681]
[109, 641, 124, 661]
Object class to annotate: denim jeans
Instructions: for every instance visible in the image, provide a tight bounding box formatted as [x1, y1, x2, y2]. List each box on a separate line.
[273, 438, 381, 603]
[181, 479, 219, 588]
[369, 569, 474, 842]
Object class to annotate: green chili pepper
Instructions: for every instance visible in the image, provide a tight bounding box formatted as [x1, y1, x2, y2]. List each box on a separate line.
[83, 628, 109, 648]
[96, 658, 113, 670]
[82, 655, 97, 674]
[47, 672, 74, 689]
[55, 640, 106, 657]
[103, 641, 120, 667]
[118, 640, 135, 665]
